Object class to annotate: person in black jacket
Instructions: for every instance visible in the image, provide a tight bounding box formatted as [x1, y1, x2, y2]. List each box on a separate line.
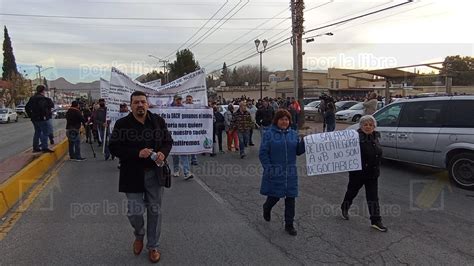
[25, 85, 55, 153]
[340, 115, 387, 232]
[109, 91, 173, 263]
[65, 101, 86, 161]
[255, 99, 274, 136]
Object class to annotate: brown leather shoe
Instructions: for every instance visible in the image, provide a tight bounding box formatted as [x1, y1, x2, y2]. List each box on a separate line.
[149, 249, 161, 263]
[133, 239, 143, 256]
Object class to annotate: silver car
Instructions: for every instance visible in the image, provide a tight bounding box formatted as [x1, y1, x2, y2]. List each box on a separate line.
[348, 96, 474, 190]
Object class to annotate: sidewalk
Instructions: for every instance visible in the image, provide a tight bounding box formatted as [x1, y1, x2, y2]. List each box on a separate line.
[0, 141, 295, 264]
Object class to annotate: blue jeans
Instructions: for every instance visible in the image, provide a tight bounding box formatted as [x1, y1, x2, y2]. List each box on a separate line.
[259, 126, 270, 138]
[66, 129, 81, 159]
[172, 155, 190, 176]
[126, 170, 164, 250]
[32, 120, 50, 150]
[238, 131, 250, 156]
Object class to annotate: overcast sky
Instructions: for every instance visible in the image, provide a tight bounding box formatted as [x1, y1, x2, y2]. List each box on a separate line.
[1, 0, 473, 83]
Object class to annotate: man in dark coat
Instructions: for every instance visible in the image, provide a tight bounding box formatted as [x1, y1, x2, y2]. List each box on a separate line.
[109, 91, 173, 263]
[25, 85, 55, 153]
[65, 101, 86, 161]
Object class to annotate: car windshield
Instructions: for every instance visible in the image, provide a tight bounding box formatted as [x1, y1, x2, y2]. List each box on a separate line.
[348, 102, 364, 110]
[306, 101, 320, 107]
[0, 109, 7, 114]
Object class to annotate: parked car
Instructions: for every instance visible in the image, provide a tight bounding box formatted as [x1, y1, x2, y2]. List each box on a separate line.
[335, 102, 364, 122]
[55, 108, 68, 119]
[346, 96, 474, 190]
[336, 101, 385, 122]
[303, 97, 320, 105]
[304, 100, 321, 119]
[0, 108, 18, 123]
[15, 104, 28, 117]
[335, 100, 359, 112]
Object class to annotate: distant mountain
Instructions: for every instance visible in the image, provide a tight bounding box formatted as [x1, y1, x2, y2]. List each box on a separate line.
[47, 78, 99, 92]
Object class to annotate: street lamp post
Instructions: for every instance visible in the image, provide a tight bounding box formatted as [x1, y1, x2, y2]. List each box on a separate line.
[254, 39, 268, 100]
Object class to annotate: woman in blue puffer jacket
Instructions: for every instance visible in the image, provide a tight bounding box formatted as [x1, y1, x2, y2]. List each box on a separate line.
[259, 109, 305, 236]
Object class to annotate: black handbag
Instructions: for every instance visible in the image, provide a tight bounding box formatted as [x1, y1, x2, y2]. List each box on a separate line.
[155, 161, 171, 188]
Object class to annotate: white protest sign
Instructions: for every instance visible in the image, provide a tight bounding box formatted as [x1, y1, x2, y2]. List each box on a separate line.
[304, 130, 362, 176]
[150, 107, 213, 155]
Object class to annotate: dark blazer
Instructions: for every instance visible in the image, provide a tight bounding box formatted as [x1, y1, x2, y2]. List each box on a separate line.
[109, 111, 173, 193]
[350, 129, 383, 179]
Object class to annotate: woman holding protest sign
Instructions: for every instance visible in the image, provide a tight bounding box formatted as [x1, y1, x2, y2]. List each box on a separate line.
[340, 115, 387, 232]
[259, 109, 305, 236]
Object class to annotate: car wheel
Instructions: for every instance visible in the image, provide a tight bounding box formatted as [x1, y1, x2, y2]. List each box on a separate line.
[448, 152, 474, 190]
[352, 115, 361, 122]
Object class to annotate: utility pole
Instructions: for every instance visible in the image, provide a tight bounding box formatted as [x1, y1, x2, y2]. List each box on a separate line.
[160, 59, 169, 84]
[292, 0, 305, 129]
[35, 65, 43, 84]
[291, 0, 298, 101]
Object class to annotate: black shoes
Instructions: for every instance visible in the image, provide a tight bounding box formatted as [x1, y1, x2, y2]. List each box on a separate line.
[341, 208, 349, 220]
[263, 206, 271, 222]
[371, 221, 388, 232]
[285, 224, 297, 236]
[42, 148, 54, 153]
[33, 148, 42, 153]
[249, 143, 255, 146]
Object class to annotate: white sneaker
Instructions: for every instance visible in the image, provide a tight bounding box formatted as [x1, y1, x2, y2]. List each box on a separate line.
[173, 171, 179, 177]
[184, 173, 194, 180]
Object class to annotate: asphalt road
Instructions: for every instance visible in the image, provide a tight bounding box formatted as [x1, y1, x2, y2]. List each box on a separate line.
[0, 132, 473, 264]
[0, 117, 66, 162]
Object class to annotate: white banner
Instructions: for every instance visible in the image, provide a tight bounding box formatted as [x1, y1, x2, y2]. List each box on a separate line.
[107, 67, 211, 154]
[143, 79, 162, 90]
[150, 107, 213, 155]
[304, 130, 362, 176]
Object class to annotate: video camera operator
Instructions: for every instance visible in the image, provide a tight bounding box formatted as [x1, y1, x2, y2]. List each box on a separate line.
[319, 94, 334, 132]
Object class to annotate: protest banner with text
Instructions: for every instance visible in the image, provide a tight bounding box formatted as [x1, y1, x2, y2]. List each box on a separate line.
[304, 130, 362, 176]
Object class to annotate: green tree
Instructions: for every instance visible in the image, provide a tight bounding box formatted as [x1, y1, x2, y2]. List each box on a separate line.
[220, 62, 229, 85]
[168, 49, 200, 80]
[441, 55, 474, 86]
[230, 67, 239, 86]
[2, 26, 18, 81]
[137, 70, 165, 83]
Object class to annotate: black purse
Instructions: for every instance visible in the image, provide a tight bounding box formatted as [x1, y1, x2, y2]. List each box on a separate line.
[155, 161, 171, 188]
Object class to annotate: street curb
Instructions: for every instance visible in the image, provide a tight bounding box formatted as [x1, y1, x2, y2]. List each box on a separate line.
[0, 139, 68, 218]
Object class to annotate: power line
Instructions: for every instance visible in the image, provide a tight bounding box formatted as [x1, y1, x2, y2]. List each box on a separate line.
[203, 0, 334, 70]
[188, 0, 251, 51]
[207, 0, 414, 74]
[0, 12, 290, 21]
[161, 0, 229, 59]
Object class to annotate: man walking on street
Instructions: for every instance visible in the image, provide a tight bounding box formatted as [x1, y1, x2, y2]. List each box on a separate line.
[65, 101, 86, 161]
[232, 101, 253, 159]
[256, 99, 274, 137]
[25, 85, 55, 153]
[171, 95, 194, 179]
[109, 91, 173, 263]
[185, 95, 198, 165]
